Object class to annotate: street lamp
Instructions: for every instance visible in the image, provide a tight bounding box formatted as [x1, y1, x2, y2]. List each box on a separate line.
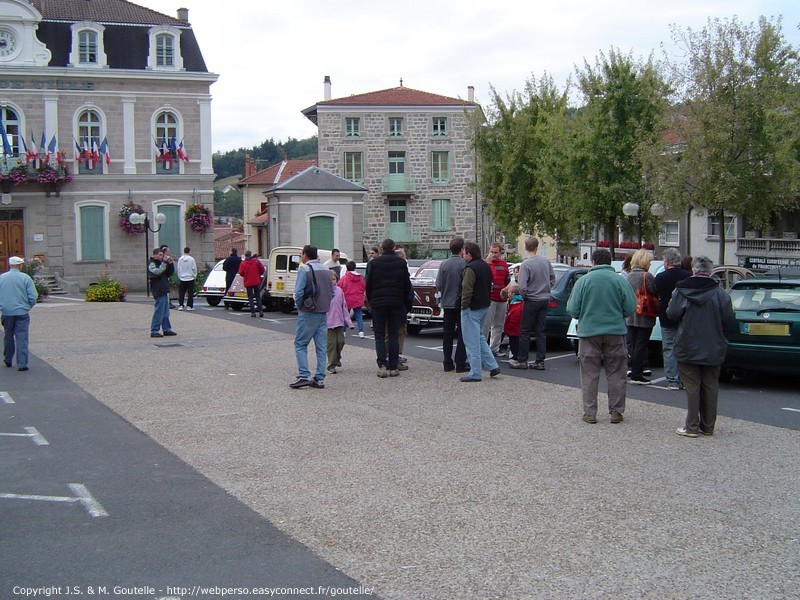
[622, 201, 665, 248]
[129, 211, 167, 296]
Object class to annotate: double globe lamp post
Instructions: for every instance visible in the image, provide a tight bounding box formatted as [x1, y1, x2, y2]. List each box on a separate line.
[128, 211, 166, 297]
[622, 201, 665, 248]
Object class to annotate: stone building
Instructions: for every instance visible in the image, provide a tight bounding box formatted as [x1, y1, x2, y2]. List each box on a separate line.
[302, 77, 486, 259]
[0, 0, 216, 291]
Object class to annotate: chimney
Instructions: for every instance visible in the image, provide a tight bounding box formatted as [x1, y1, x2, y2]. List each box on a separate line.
[177, 8, 189, 21]
[244, 154, 252, 178]
[468, 85, 475, 103]
[324, 75, 331, 101]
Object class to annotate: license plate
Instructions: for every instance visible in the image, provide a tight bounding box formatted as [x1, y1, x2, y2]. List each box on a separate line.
[233, 292, 247, 298]
[276, 282, 284, 291]
[744, 322, 789, 336]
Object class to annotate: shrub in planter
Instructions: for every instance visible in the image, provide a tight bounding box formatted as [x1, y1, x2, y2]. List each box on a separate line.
[86, 274, 126, 302]
[19, 258, 49, 301]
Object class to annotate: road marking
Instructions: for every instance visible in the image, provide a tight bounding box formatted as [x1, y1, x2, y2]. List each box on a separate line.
[0, 391, 14, 404]
[0, 426, 49, 446]
[781, 407, 800, 413]
[0, 483, 108, 518]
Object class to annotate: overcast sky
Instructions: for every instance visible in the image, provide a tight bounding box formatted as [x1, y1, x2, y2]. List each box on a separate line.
[134, 0, 800, 153]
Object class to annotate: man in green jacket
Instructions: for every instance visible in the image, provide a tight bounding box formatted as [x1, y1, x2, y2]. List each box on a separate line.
[567, 249, 637, 424]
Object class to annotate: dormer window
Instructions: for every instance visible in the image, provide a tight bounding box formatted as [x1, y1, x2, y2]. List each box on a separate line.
[69, 22, 107, 68]
[147, 26, 184, 71]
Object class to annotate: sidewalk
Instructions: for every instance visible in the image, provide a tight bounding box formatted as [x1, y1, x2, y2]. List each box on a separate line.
[29, 298, 799, 599]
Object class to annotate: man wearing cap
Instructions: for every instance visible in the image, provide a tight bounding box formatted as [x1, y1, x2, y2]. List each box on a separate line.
[0, 257, 38, 371]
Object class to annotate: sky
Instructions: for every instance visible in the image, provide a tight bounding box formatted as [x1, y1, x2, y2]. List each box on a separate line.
[134, 0, 800, 154]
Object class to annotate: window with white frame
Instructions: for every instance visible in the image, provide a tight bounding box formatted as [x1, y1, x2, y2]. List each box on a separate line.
[431, 151, 449, 183]
[709, 214, 735, 238]
[432, 117, 447, 136]
[388, 117, 404, 137]
[0, 105, 20, 155]
[75, 202, 109, 261]
[431, 199, 451, 232]
[659, 221, 679, 246]
[343, 152, 363, 183]
[155, 111, 179, 174]
[147, 26, 183, 70]
[345, 117, 360, 137]
[77, 109, 102, 175]
[69, 22, 107, 67]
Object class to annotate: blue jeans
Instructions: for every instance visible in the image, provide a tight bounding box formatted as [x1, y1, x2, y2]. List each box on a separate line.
[351, 306, 364, 334]
[461, 306, 499, 380]
[294, 311, 327, 381]
[150, 294, 173, 334]
[371, 305, 405, 369]
[2, 313, 30, 368]
[661, 326, 680, 385]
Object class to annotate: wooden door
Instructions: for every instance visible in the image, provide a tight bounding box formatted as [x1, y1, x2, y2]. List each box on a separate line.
[0, 220, 24, 273]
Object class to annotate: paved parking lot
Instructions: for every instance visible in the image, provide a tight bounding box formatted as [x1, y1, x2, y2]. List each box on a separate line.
[3, 296, 798, 599]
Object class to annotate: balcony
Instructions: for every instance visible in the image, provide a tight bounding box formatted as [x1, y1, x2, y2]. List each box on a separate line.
[737, 236, 800, 269]
[381, 175, 416, 194]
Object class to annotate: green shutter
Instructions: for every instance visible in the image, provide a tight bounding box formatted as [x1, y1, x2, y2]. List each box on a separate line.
[310, 215, 334, 250]
[158, 205, 181, 252]
[80, 206, 105, 260]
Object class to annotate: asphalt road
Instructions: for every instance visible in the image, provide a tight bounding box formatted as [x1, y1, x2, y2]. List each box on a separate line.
[190, 301, 800, 431]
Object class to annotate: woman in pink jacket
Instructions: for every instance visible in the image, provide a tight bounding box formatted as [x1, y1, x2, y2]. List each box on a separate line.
[327, 271, 354, 374]
[337, 260, 366, 337]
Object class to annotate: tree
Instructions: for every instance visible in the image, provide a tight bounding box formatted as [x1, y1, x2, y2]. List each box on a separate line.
[573, 49, 670, 259]
[650, 16, 800, 264]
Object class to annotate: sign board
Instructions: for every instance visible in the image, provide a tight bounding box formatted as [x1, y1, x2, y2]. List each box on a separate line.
[742, 256, 800, 270]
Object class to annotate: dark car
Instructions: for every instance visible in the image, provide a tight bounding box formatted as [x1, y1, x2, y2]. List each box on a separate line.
[407, 260, 443, 335]
[721, 277, 800, 381]
[545, 264, 589, 340]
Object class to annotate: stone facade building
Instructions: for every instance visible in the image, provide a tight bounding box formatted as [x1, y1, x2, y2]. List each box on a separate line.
[302, 78, 485, 259]
[0, 0, 216, 291]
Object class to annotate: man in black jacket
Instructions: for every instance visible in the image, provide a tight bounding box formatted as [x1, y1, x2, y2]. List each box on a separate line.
[459, 242, 501, 382]
[365, 239, 411, 378]
[148, 247, 176, 337]
[222, 248, 242, 308]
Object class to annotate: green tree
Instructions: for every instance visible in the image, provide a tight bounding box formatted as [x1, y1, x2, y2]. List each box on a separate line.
[650, 16, 800, 264]
[213, 187, 243, 218]
[212, 136, 318, 180]
[573, 49, 670, 259]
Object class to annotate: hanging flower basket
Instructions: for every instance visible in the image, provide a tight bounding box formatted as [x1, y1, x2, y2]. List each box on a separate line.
[119, 201, 146, 236]
[185, 203, 212, 234]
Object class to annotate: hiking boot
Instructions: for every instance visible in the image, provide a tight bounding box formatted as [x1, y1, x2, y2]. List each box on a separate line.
[610, 412, 624, 424]
[582, 414, 597, 424]
[530, 361, 545, 371]
[377, 366, 388, 378]
[509, 360, 528, 369]
[289, 378, 311, 389]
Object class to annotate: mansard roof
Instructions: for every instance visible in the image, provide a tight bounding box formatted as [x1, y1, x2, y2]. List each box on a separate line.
[29, 0, 186, 26]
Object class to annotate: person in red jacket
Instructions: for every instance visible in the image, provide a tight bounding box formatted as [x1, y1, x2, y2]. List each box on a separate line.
[238, 250, 265, 317]
[338, 260, 367, 337]
[482, 242, 511, 356]
[502, 282, 523, 362]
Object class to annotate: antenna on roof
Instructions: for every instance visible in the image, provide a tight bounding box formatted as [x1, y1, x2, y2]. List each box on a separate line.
[399, 78, 403, 87]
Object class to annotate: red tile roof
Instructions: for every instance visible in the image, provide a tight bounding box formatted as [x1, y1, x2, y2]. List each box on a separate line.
[238, 159, 317, 186]
[30, 0, 187, 26]
[319, 86, 473, 107]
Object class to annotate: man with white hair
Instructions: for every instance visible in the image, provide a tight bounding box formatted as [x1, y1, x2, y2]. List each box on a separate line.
[0, 257, 38, 371]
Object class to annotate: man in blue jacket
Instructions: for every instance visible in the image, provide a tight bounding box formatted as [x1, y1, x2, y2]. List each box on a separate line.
[0, 256, 38, 371]
[567, 249, 637, 424]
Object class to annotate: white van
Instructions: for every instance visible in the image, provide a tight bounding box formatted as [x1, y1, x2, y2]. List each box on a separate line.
[266, 246, 348, 312]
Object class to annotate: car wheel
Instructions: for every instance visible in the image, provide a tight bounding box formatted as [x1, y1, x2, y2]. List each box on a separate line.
[279, 299, 295, 313]
[719, 368, 734, 383]
[230, 302, 244, 312]
[406, 324, 422, 335]
[206, 297, 221, 307]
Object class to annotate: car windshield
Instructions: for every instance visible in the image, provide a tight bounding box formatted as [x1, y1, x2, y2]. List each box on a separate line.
[414, 268, 439, 280]
[730, 283, 800, 311]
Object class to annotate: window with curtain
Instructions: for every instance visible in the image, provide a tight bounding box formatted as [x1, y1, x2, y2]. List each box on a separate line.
[78, 205, 107, 260]
[431, 151, 449, 183]
[156, 33, 175, 67]
[78, 30, 98, 63]
[344, 152, 363, 183]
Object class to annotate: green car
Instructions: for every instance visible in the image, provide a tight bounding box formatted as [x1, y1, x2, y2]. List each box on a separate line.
[721, 278, 800, 381]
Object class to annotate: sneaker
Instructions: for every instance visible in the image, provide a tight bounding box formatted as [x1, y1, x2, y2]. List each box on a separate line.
[530, 361, 545, 371]
[178, 305, 185, 310]
[18, 367, 29, 372]
[490, 368, 501, 378]
[667, 383, 683, 391]
[643, 369, 652, 377]
[627, 370, 632, 377]
[509, 360, 529, 369]
[358, 331, 365, 338]
[460, 376, 481, 382]
[186, 307, 194, 311]
[610, 412, 624, 424]
[289, 378, 311, 389]
[327, 366, 337, 374]
[397, 362, 408, 371]
[150, 332, 163, 338]
[377, 366, 388, 378]
[163, 331, 177, 336]
[310, 378, 325, 389]
[582, 414, 597, 424]
[629, 378, 651, 385]
[398, 355, 408, 364]
[676, 427, 699, 438]
[492, 349, 505, 357]
[389, 369, 400, 377]
[700, 429, 714, 437]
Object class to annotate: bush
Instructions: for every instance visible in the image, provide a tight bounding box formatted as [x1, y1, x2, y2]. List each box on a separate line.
[86, 274, 126, 302]
[19, 258, 49, 301]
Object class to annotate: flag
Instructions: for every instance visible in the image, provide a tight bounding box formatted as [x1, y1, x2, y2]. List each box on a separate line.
[99, 137, 111, 165]
[74, 139, 82, 161]
[81, 139, 92, 169]
[177, 139, 189, 162]
[39, 132, 46, 159]
[46, 135, 57, 163]
[160, 135, 172, 169]
[21, 136, 30, 163]
[91, 138, 100, 168]
[0, 117, 12, 156]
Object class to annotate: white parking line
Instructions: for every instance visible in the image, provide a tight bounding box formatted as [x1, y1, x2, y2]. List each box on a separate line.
[0, 483, 108, 517]
[0, 426, 49, 446]
[0, 391, 14, 404]
[781, 407, 800, 413]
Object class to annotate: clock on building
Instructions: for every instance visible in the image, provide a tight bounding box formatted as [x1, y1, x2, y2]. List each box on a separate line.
[0, 29, 18, 58]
